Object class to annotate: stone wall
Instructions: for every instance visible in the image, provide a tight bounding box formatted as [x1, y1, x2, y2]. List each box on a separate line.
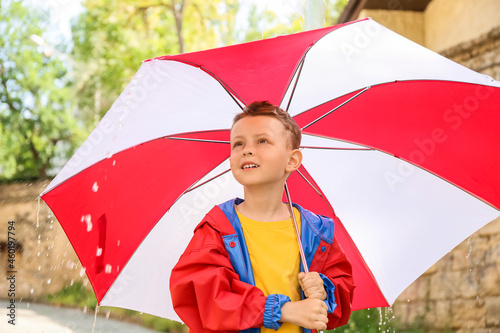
[0, 180, 89, 299]
[393, 217, 500, 332]
[440, 26, 500, 83]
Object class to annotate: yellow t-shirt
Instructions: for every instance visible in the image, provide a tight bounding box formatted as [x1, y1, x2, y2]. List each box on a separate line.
[236, 206, 302, 333]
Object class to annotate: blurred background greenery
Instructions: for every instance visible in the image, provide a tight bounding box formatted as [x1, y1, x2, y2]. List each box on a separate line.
[0, 0, 347, 182]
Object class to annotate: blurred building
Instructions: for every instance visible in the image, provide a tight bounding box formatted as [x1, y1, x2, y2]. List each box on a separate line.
[338, 0, 500, 79]
[339, 1, 500, 332]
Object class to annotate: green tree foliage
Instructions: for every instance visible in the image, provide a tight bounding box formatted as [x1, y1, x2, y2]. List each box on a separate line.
[0, 0, 83, 180]
[0, 0, 349, 181]
[325, 0, 349, 25]
[71, 0, 241, 125]
[70, 0, 349, 127]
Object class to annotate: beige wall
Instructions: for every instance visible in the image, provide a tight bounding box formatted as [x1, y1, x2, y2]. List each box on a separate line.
[425, 0, 500, 52]
[358, 9, 425, 46]
[356, 0, 500, 53]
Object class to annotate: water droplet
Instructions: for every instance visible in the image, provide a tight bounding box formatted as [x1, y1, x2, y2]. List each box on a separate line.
[79, 268, 86, 277]
[106, 151, 113, 159]
[30, 289, 34, 294]
[112, 160, 116, 166]
[105, 264, 112, 274]
[92, 182, 99, 192]
[47, 279, 51, 284]
[96, 248, 103, 256]
[81, 214, 93, 232]
[117, 240, 120, 246]
[37, 252, 40, 257]
[466, 236, 472, 258]
[38, 266, 41, 271]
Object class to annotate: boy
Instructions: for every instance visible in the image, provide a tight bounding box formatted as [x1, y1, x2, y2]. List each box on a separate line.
[170, 101, 355, 332]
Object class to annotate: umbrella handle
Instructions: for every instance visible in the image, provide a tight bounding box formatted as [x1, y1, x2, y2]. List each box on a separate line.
[284, 182, 309, 274]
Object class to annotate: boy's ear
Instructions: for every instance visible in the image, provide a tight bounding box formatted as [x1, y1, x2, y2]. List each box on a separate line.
[286, 149, 303, 172]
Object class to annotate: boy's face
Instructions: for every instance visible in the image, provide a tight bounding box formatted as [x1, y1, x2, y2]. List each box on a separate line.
[230, 115, 300, 188]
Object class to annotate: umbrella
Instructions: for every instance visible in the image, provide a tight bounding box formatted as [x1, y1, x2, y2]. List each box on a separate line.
[41, 18, 500, 322]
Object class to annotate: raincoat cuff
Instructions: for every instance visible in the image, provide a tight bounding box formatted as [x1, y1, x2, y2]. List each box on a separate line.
[319, 273, 337, 313]
[263, 294, 291, 330]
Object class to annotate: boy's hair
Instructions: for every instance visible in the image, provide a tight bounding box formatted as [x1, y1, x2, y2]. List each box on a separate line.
[232, 101, 302, 150]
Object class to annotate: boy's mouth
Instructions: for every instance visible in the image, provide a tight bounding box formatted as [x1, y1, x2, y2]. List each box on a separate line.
[242, 163, 259, 170]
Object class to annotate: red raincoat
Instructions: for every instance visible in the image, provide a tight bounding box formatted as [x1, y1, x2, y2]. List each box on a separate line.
[170, 198, 355, 333]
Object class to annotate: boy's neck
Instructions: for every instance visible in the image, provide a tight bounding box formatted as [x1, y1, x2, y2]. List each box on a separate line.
[238, 183, 291, 222]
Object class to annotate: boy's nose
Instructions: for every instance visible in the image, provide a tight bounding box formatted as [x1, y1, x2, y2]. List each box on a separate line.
[243, 145, 255, 156]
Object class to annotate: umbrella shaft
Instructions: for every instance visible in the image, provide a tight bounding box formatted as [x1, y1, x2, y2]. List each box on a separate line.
[284, 183, 309, 274]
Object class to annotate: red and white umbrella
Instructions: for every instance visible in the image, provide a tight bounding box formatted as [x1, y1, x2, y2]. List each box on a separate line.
[41, 18, 500, 321]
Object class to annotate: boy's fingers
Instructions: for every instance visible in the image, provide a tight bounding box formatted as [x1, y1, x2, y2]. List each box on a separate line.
[317, 320, 328, 331]
[301, 273, 327, 300]
[301, 273, 323, 287]
[308, 291, 325, 300]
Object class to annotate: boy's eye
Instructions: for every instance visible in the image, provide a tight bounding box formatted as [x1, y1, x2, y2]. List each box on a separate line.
[232, 141, 243, 149]
[258, 138, 269, 144]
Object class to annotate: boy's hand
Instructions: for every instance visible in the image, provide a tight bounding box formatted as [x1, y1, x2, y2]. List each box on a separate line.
[298, 272, 327, 300]
[280, 299, 328, 330]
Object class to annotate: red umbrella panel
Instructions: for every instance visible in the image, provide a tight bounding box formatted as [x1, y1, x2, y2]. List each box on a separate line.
[41, 18, 500, 321]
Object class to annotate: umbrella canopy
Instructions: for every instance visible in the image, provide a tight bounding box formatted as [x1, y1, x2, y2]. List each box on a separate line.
[41, 18, 500, 321]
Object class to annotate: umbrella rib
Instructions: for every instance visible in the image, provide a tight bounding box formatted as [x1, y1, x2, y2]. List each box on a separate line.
[284, 58, 306, 112]
[168, 137, 230, 144]
[202, 68, 246, 108]
[284, 30, 338, 111]
[166, 59, 246, 108]
[300, 146, 373, 151]
[300, 86, 371, 131]
[190, 60, 247, 107]
[296, 169, 323, 197]
[184, 168, 232, 194]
